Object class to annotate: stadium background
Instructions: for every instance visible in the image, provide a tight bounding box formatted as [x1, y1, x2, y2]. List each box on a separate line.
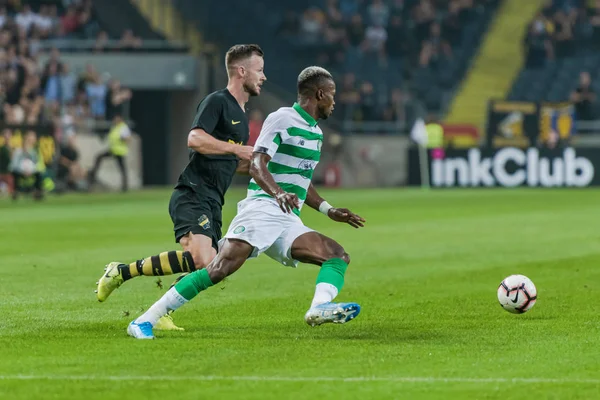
[2, 0, 599, 195]
[2, 1, 600, 399]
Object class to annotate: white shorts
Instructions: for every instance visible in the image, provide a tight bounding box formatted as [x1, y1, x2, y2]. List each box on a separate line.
[219, 197, 314, 267]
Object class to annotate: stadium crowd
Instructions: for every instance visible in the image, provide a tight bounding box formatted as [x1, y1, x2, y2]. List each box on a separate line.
[282, 0, 499, 125]
[524, 0, 599, 68]
[0, 0, 135, 199]
[523, 0, 598, 120]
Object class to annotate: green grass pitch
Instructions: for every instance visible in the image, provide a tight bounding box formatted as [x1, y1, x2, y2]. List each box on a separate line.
[0, 187, 599, 399]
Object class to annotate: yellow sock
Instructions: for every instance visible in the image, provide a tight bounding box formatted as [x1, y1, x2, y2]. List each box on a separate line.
[120, 251, 195, 281]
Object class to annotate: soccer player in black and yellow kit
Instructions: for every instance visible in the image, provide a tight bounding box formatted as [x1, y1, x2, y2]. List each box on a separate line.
[95, 44, 266, 329]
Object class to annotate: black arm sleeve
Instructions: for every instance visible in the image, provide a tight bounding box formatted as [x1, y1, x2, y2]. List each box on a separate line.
[191, 94, 223, 135]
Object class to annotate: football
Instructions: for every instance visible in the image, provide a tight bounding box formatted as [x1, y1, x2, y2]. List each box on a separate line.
[497, 275, 537, 314]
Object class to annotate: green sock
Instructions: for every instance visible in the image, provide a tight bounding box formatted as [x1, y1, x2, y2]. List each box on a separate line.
[316, 258, 348, 291]
[174, 269, 214, 301]
[311, 258, 348, 307]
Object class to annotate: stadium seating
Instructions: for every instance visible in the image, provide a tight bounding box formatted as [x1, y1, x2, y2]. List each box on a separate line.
[172, 0, 501, 132]
[507, 0, 600, 119]
[0, 0, 174, 196]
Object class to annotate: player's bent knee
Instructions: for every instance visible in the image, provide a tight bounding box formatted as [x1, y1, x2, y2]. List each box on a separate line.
[340, 251, 350, 265]
[327, 242, 350, 264]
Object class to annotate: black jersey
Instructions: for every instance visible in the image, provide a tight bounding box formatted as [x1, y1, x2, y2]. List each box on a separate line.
[176, 89, 249, 204]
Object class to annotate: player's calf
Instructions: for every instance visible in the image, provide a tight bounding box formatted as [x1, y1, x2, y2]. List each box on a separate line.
[129, 239, 253, 336]
[291, 232, 350, 266]
[291, 232, 359, 324]
[95, 250, 197, 302]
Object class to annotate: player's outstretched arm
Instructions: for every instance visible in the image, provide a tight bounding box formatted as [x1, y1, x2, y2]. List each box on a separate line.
[306, 183, 365, 229]
[187, 129, 253, 160]
[250, 152, 299, 213]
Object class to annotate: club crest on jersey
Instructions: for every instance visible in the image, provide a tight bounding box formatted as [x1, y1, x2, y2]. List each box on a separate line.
[298, 159, 316, 170]
[233, 226, 245, 234]
[198, 215, 211, 230]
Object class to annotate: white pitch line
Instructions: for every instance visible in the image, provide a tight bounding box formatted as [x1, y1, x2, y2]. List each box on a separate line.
[0, 375, 598, 384]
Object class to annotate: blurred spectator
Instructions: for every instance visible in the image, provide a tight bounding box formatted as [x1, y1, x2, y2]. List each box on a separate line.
[9, 130, 43, 200]
[19, 74, 43, 121]
[443, 1, 463, 47]
[386, 16, 409, 58]
[248, 109, 264, 146]
[413, 0, 436, 44]
[15, 4, 36, 34]
[345, 14, 365, 48]
[59, 103, 77, 141]
[77, 2, 99, 39]
[88, 113, 131, 192]
[524, 14, 554, 68]
[324, 0, 341, 21]
[5, 68, 23, 114]
[570, 71, 596, 120]
[47, 4, 61, 35]
[362, 21, 387, 56]
[300, 7, 325, 44]
[42, 62, 61, 103]
[368, 0, 390, 27]
[419, 23, 452, 68]
[94, 30, 109, 52]
[117, 29, 143, 51]
[29, 28, 43, 55]
[34, 4, 55, 38]
[105, 79, 131, 120]
[57, 133, 86, 192]
[43, 48, 64, 77]
[359, 81, 378, 121]
[61, 5, 79, 36]
[73, 90, 90, 119]
[60, 63, 77, 105]
[0, 7, 7, 29]
[339, 0, 360, 19]
[4, 0, 19, 15]
[324, 3, 346, 47]
[382, 87, 407, 123]
[85, 71, 107, 120]
[553, 10, 576, 58]
[337, 72, 361, 120]
[590, 0, 600, 49]
[77, 63, 96, 92]
[390, 0, 408, 20]
[0, 128, 13, 195]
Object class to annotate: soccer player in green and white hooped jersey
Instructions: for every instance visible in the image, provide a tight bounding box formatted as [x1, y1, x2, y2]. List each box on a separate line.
[128, 66, 366, 339]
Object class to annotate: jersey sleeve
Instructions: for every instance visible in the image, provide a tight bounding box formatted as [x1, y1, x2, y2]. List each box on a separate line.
[190, 94, 223, 134]
[253, 112, 283, 158]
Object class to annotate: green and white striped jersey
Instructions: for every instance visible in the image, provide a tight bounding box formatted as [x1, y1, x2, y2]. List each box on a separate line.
[247, 102, 322, 215]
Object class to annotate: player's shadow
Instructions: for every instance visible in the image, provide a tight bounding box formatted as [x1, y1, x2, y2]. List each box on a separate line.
[173, 323, 444, 343]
